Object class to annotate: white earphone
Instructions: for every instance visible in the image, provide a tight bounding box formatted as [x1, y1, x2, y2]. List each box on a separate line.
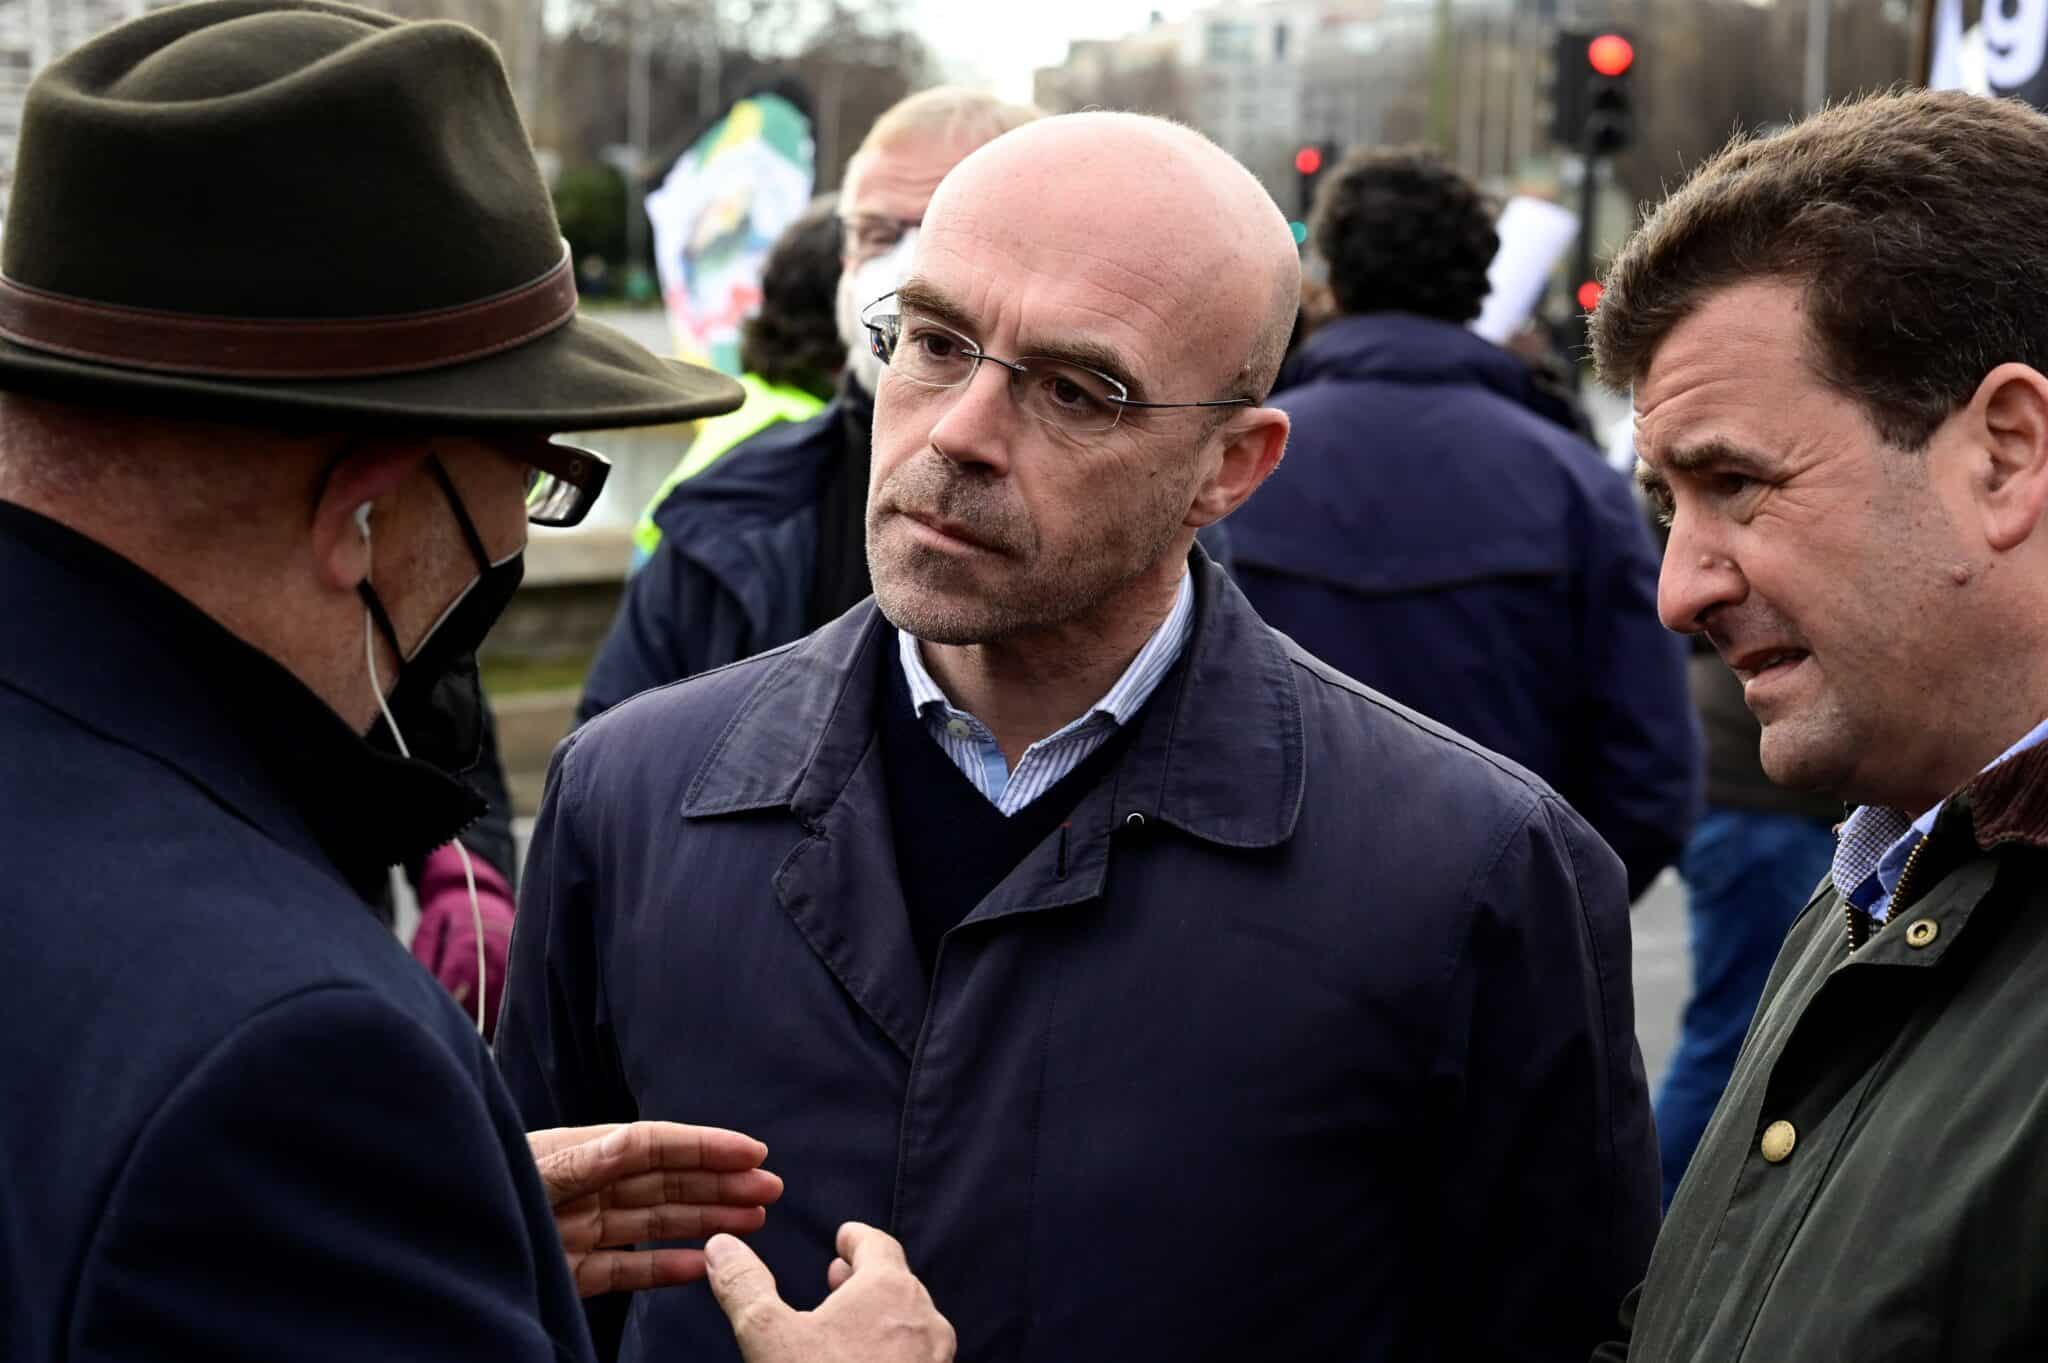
[355, 497, 489, 1037]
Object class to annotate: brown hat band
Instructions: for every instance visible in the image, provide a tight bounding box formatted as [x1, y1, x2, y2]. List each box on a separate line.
[0, 246, 578, 380]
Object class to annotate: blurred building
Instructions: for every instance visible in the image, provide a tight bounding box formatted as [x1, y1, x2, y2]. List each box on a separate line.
[0, 0, 186, 233]
[1035, 0, 1562, 208]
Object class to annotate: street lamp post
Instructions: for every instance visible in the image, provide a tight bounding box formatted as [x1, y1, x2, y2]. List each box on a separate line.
[624, 0, 651, 294]
[1804, 0, 1832, 113]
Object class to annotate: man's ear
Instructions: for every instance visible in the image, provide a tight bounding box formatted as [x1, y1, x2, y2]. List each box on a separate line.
[1968, 363, 2048, 554]
[310, 438, 429, 593]
[1186, 407, 1289, 529]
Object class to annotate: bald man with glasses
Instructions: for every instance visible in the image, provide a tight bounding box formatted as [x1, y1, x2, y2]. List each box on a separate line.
[576, 87, 1041, 722]
[500, 113, 1658, 1363]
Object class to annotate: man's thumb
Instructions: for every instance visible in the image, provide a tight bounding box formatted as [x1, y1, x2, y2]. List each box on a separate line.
[705, 1234, 785, 1336]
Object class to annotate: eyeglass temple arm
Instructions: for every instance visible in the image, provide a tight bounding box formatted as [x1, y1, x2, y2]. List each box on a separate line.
[1107, 396, 1258, 410]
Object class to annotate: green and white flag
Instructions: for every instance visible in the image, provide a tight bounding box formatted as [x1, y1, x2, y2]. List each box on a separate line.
[645, 94, 816, 375]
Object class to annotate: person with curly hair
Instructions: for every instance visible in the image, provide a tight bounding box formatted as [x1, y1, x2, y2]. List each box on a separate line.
[1230, 147, 1700, 900]
[1314, 149, 1501, 322]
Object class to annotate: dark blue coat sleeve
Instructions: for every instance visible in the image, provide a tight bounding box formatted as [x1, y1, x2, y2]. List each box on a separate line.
[578, 539, 753, 725]
[497, 729, 638, 1361]
[498, 727, 635, 1135]
[1573, 478, 1701, 899]
[1430, 795, 1660, 1363]
[69, 986, 581, 1363]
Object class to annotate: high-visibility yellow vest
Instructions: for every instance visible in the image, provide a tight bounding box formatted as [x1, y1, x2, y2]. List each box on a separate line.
[630, 372, 828, 565]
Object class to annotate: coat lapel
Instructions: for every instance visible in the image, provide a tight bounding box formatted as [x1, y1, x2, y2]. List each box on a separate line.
[957, 556, 1307, 936]
[773, 746, 928, 1059]
[683, 605, 929, 1057]
[679, 553, 1310, 1045]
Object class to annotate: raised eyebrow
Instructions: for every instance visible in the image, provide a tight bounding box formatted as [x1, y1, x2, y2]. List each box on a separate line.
[1661, 438, 1776, 475]
[892, 280, 979, 336]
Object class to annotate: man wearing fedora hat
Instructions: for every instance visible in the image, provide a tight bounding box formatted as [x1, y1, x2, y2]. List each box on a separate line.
[0, 4, 954, 1361]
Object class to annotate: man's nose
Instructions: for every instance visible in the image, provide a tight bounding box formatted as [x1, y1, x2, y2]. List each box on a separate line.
[922, 360, 1017, 474]
[1658, 514, 1745, 634]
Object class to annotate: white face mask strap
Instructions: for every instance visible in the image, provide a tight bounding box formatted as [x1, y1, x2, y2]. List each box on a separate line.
[360, 510, 488, 1036]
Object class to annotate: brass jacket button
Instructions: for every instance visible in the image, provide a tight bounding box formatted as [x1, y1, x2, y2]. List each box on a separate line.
[1760, 1120, 1797, 1164]
[1906, 918, 1939, 948]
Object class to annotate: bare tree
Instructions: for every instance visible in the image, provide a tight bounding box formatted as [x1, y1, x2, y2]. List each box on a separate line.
[1614, 0, 1915, 213]
[533, 0, 930, 185]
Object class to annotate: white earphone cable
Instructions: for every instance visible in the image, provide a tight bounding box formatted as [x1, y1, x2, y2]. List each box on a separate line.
[364, 527, 488, 1036]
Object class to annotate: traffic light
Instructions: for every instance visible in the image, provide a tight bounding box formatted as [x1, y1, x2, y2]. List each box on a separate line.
[1552, 29, 1635, 156]
[1294, 140, 1336, 220]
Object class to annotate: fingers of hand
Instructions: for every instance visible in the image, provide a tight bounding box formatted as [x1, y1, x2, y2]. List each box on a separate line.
[535, 1132, 628, 1207]
[836, 1221, 910, 1273]
[706, 1234, 793, 1339]
[527, 1123, 624, 1162]
[582, 1199, 767, 1250]
[536, 1123, 770, 1209]
[574, 1246, 707, 1299]
[606, 1166, 785, 1211]
[817, 1266, 956, 1363]
[816, 1227, 952, 1360]
[615, 1121, 770, 1173]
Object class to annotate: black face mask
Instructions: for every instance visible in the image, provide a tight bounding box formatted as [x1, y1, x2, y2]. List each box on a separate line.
[359, 457, 524, 776]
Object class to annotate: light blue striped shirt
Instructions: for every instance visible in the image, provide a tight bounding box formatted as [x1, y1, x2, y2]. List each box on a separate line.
[897, 572, 1194, 817]
[1832, 714, 2048, 923]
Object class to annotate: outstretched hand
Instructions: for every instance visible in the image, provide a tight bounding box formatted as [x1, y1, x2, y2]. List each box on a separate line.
[706, 1220, 955, 1363]
[527, 1121, 784, 1298]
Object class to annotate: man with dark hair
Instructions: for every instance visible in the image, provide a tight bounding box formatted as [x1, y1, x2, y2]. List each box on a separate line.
[1593, 88, 2048, 1359]
[502, 112, 1658, 1363]
[1230, 147, 1699, 899]
[0, 5, 953, 1360]
[630, 196, 845, 565]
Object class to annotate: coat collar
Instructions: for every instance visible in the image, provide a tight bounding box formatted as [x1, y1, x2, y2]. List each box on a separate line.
[1953, 739, 2048, 853]
[0, 500, 482, 901]
[1839, 738, 2048, 949]
[1287, 312, 1539, 403]
[682, 547, 1305, 848]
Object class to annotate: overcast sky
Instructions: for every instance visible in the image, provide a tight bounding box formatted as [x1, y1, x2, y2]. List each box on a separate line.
[912, 1, 1206, 101]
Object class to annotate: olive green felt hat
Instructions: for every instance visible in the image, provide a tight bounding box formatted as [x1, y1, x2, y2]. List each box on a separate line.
[0, 0, 742, 431]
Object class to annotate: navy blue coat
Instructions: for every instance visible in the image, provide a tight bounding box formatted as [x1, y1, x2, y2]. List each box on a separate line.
[500, 550, 1659, 1363]
[579, 395, 840, 722]
[0, 504, 592, 1363]
[1232, 313, 1699, 899]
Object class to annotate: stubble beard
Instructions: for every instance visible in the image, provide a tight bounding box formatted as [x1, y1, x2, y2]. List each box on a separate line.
[868, 457, 1191, 647]
[1754, 678, 1866, 800]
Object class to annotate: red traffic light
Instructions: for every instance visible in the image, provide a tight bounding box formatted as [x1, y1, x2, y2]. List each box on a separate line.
[1587, 33, 1634, 77]
[1295, 146, 1324, 176]
[1577, 280, 1607, 312]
